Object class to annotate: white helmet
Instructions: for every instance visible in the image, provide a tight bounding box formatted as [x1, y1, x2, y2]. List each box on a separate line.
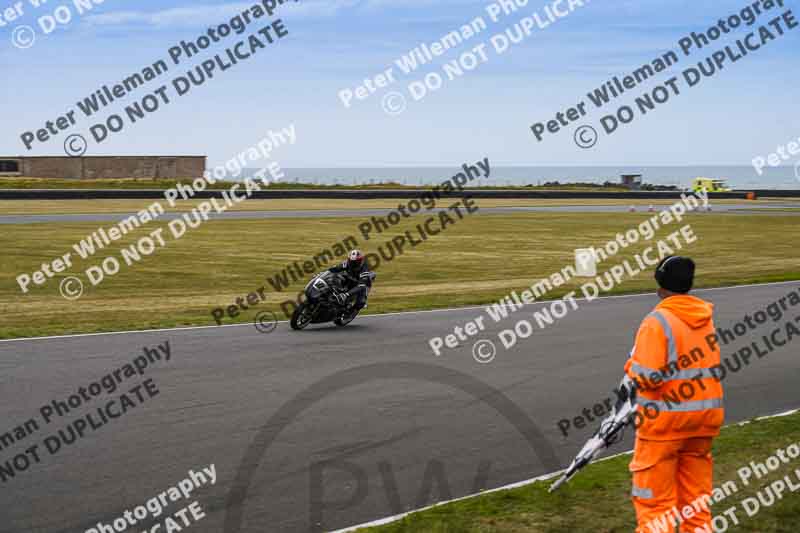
[346, 249, 365, 272]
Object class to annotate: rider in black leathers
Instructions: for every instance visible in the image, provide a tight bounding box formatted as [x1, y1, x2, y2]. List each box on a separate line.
[328, 249, 374, 311]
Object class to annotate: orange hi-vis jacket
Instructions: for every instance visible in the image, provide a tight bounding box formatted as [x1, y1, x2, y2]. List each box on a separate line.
[624, 295, 724, 441]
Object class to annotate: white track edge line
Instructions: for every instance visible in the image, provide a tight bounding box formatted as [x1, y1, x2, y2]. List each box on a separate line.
[1, 280, 797, 344]
[329, 407, 800, 533]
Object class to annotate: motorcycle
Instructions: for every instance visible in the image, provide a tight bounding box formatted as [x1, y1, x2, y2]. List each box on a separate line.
[290, 270, 375, 330]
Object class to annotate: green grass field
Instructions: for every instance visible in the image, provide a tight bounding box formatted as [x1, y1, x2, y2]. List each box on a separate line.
[0, 198, 792, 216]
[1, 209, 798, 339]
[355, 411, 800, 533]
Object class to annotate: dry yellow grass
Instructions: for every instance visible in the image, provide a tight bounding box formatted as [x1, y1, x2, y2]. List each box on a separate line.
[0, 197, 789, 215]
[1, 210, 798, 338]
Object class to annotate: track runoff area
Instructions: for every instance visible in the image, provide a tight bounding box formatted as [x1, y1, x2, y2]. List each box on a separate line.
[428, 191, 707, 358]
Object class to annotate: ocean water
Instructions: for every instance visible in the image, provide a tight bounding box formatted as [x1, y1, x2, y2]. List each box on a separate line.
[245, 166, 799, 189]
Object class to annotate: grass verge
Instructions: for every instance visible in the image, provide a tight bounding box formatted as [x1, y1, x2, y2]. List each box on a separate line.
[355, 411, 800, 533]
[0, 198, 778, 215]
[1, 212, 798, 339]
[0, 177, 634, 191]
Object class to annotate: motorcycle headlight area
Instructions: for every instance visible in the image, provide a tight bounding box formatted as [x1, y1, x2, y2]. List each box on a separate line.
[306, 278, 329, 298]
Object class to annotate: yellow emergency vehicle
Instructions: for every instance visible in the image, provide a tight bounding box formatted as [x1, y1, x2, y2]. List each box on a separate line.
[691, 177, 731, 193]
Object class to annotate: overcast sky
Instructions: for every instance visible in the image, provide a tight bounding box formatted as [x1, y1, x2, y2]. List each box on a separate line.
[1, 0, 798, 167]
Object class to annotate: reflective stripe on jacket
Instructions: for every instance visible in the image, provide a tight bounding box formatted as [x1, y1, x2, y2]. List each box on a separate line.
[624, 295, 724, 441]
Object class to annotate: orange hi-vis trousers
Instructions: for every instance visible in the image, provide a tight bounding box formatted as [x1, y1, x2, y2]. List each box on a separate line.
[631, 436, 714, 533]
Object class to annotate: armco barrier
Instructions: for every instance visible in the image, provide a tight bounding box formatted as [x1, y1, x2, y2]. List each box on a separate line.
[1, 189, 792, 200]
[749, 190, 800, 198]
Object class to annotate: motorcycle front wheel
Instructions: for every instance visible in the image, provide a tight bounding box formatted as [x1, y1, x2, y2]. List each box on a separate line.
[290, 302, 314, 330]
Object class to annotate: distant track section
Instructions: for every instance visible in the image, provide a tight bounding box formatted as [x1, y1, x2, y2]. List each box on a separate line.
[2, 189, 798, 200]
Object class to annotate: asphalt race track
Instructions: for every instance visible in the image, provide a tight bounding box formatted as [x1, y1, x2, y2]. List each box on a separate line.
[0, 203, 798, 225]
[1, 282, 799, 533]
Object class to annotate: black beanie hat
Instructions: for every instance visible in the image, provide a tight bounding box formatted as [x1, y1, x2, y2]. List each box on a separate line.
[655, 256, 695, 293]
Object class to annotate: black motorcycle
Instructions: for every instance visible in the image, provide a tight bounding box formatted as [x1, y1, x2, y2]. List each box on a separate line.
[290, 270, 374, 330]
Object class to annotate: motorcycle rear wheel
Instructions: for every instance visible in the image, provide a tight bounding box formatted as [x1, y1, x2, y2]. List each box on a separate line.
[334, 307, 359, 327]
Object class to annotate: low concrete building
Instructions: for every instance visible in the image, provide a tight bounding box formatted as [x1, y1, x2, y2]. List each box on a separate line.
[620, 174, 643, 190]
[0, 156, 206, 179]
